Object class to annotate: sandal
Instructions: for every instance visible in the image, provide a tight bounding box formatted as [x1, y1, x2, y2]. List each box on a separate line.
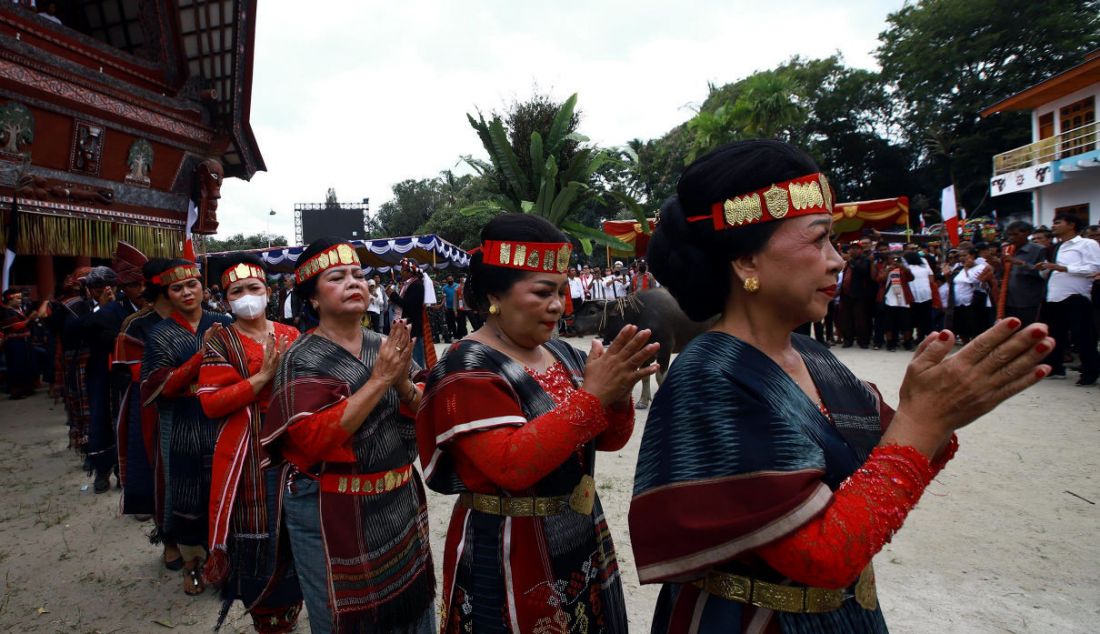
[183, 565, 204, 595]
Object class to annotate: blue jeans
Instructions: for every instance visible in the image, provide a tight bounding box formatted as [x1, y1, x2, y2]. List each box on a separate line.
[282, 474, 436, 634]
[282, 476, 331, 633]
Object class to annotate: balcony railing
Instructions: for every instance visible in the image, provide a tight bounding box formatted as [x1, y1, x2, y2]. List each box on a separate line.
[992, 121, 1097, 175]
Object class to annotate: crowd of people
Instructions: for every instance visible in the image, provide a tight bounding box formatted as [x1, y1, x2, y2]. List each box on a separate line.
[829, 217, 1100, 386]
[0, 138, 1095, 633]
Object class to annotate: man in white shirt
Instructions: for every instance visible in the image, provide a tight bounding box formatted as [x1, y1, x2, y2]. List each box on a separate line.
[366, 279, 385, 332]
[1037, 213, 1100, 385]
[589, 267, 609, 301]
[567, 267, 585, 311]
[606, 261, 629, 299]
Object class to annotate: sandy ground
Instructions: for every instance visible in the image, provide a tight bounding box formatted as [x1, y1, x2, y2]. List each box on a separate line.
[0, 337, 1097, 633]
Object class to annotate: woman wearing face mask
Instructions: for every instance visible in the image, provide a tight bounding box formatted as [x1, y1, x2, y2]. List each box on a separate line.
[262, 238, 435, 634]
[196, 254, 302, 632]
[141, 259, 233, 596]
[417, 214, 658, 633]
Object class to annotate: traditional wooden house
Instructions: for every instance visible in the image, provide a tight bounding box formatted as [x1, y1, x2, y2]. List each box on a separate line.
[0, 0, 263, 297]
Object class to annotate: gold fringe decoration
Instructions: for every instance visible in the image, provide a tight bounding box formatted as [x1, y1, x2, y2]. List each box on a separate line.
[2, 212, 183, 259]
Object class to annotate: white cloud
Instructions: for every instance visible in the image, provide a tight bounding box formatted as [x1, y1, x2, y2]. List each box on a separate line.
[218, 0, 902, 241]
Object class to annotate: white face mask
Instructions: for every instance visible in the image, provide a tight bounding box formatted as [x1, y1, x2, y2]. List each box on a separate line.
[229, 293, 267, 319]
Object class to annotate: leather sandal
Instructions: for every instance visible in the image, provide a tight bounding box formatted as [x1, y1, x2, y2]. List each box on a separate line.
[183, 565, 204, 595]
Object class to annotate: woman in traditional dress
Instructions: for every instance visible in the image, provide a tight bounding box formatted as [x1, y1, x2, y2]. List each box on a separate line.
[114, 259, 181, 568]
[196, 254, 302, 632]
[262, 238, 435, 634]
[417, 213, 659, 633]
[141, 259, 233, 595]
[1, 288, 47, 399]
[629, 140, 1053, 633]
[50, 268, 95, 453]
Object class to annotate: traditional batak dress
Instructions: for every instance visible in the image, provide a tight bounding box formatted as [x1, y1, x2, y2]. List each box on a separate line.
[630, 332, 956, 633]
[262, 329, 435, 633]
[418, 338, 632, 634]
[1, 304, 38, 398]
[85, 298, 139, 477]
[198, 322, 302, 632]
[53, 295, 93, 453]
[141, 310, 233, 550]
[113, 306, 162, 517]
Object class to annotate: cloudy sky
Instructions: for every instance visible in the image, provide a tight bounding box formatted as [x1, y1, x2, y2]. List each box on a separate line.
[218, 0, 905, 241]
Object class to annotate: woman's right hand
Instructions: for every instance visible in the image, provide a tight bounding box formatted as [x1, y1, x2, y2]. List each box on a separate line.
[582, 324, 660, 407]
[256, 332, 288, 383]
[886, 318, 1052, 457]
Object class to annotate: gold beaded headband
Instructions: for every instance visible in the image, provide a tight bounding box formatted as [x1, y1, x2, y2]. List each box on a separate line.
[151, 264, 200, 286]
[479, 240, 572, 274]
[295, 243, 361, 284]
[687, 172, 834, 230]
[221, 262, 266, 289]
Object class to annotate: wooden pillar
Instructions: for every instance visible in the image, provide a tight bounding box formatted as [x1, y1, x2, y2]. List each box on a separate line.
[35, 254, 55, 300]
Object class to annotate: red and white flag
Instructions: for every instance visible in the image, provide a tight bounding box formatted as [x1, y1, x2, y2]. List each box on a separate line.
[183, 199, 198, 261]
[941, 185, 959, 247]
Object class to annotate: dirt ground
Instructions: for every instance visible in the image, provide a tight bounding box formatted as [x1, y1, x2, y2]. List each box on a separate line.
[0, 337, 1096, 633]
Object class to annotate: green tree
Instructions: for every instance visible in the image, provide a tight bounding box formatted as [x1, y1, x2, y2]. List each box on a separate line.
[374, 178, 448, 238]
[417, 171, 499, 249]
[876, 0, 1100, 214]
[463, 93, 643, 254]
[205, 232, 288, 252]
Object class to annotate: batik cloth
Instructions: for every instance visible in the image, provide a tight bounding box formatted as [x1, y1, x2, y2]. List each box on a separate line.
[262, 329, 435, 632]
[631, 332, 894, 633]
[418, 339, 630, 634]
[197, 322, 303, 627]
[114, 306, 162, 516]
[141, 310, 232, 547]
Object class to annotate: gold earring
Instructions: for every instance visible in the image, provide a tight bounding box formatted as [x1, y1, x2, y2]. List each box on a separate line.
[743, 277, 760, 293]
[488, 304, 500, 316]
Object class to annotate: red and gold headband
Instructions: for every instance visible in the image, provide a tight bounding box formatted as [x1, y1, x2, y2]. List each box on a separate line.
[221, 262, 266, 289]
[152, 264, 201, 286]
[480, 240, 572, 274]
[688, 173, 834, 231]
[296, 243, 361, 284]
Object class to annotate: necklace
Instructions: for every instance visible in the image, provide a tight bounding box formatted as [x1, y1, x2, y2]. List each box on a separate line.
[233, 320, 271, 344]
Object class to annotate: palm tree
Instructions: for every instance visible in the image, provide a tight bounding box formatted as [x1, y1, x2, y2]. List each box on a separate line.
[462, 94, 646, 255]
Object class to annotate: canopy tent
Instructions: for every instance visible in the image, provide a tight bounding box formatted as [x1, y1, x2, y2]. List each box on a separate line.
[601, 218, 657, 258]
[831, 197, 910, 243]
[204, 234, 470, 275]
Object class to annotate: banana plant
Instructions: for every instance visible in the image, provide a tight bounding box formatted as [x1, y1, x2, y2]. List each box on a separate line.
[462, 94, 648, 255]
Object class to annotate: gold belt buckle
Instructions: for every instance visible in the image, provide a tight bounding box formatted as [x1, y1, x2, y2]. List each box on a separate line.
[854, 563, 878, 610]
[569, 474, 596, 515]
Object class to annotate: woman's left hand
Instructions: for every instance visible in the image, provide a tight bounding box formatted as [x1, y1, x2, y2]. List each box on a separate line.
[372, 318, 413, 388]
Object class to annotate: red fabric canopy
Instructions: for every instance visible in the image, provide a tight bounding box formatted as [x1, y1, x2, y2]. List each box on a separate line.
[831, 197, 910, 243]
[602, 218, 657, 258]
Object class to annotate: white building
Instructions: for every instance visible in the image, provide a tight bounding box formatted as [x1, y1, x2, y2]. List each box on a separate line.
[982, 50, 1099, 228]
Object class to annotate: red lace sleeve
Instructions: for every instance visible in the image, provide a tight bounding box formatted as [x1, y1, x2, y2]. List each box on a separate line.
[595, 400, 634, 451]
[451, 389, 609, 491]
[930, 434, 958, 476]
[755, 444, 936, 589]
[161, 351, 204, 398]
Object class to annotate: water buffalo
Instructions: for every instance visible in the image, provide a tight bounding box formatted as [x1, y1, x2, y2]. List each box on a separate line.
[572, 288, 713, 408]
